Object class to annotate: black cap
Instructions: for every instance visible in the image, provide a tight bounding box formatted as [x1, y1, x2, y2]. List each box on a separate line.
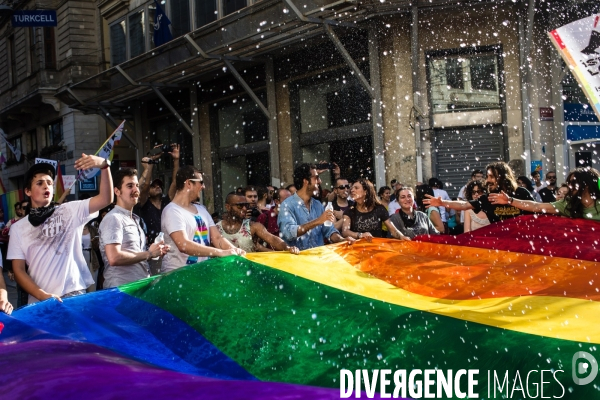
[25, 163, 56, 187]
[150, 178, 164, 188]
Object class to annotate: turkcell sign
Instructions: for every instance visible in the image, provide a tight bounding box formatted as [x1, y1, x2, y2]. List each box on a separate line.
[11, 10, 57, 27]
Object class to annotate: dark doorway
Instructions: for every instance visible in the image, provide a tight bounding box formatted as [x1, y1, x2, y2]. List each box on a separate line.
[329, 136, 374, 183]
[246, 151, 270, 187]
[575, 151, 592, 169]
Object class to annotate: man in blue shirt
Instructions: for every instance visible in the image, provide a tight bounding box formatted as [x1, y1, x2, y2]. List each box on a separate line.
[278, 163, 354, 250]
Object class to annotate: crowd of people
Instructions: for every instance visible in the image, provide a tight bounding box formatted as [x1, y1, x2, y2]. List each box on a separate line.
[1, 153, 599, 316]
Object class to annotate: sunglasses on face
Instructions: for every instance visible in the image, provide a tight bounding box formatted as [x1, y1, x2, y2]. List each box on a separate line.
[472, 190, 483, 194]
[336, 185, 350, 190]
[233, 203, 250, 209]
[547, 176, 556, 179]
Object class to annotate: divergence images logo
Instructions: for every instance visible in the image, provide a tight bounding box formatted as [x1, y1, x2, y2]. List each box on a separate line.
[572, 351, 598, 386]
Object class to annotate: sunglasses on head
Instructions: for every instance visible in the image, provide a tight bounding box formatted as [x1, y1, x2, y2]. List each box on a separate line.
[188, 178, 204, 184]
[336, 184, 350, 190]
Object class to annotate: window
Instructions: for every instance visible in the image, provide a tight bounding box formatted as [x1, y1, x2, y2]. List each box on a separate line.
[27, 130, 38, 157]
[445, 58, 464, 90]
[470, 55, 497, 91]
[194, 0, 217, 28]
[110, 20, 127, 65]
[43, 28, 56, 69]
[169, 0, 191, 38]
[129, 10, 146, 58]
[223, 0, 246, 16]
[46, 120, 63, 147]
[428, 49, 501, 114]
[8, 35, 17, 86]
[29, 28, 38, 73]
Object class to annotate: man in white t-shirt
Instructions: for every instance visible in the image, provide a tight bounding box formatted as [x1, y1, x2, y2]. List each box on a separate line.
[7, 156, 113, 304]
[100, 168, 169, 288]
[161, 166, 245, 273]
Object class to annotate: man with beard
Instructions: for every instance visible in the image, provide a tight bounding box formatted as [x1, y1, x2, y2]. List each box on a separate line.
[489, 167, 600, 221]
[424, 161, 534, 224]
[216, 193, 299, 254]
[99, 169, 169, 288]
[161, 166, 245, 272]
[278, 163, 354, 250]
[7, 156, 113, 304]
[135, 145, 179, 275]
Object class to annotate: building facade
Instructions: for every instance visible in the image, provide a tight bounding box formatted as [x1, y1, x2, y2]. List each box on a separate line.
[8, 0, 595, 211]
[0, 0, 109, 199]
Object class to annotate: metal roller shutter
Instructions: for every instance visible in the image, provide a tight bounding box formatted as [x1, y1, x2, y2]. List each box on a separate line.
[433, 127, 505, 198]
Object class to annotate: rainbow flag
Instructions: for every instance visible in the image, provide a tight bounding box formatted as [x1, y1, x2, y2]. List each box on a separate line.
[0, 189, 24, 222]
[1, 216, 599, 399]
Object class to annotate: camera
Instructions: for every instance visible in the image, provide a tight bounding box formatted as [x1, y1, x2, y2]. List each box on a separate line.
[161, 144, 174, 154]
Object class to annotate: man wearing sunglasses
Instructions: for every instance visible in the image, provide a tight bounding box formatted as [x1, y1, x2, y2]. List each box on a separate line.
[161, 166, 245, 273]
[331, 178, 355, 231]
[538, 171, 558, 203]
[216, 193, 299, 254]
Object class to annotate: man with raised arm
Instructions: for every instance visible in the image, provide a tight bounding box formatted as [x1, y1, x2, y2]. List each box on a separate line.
[7, 156, 113, 303]
[161, 166, 245, 272]
[424, 161, 534, 224]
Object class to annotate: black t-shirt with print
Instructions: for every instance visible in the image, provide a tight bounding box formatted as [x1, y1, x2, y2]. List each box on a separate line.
[343, 204, 390, 237]
[333, 198, 355, 213]
[469, 187, 534, 223]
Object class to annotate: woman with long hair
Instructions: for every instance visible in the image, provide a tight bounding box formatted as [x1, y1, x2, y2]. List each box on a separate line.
[415, 185, 445, 233]
[489, 167, 600, 220]
[463, 180, 490, 232]
[517, 176, 541, 202]
[342, 179, 409, 241]
[389, 188, 440, 238]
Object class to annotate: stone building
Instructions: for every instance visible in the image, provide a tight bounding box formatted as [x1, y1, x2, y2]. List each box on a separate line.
[0, 0, 108, 194]
[3, 0, 598, 210]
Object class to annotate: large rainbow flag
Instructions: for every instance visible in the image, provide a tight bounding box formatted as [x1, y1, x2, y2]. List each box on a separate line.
[1, 215, 599, 399]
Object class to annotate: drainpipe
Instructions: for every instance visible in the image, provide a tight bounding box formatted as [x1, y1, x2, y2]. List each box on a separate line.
[519, 0, 535, 175]
[411, 5, 423, 183]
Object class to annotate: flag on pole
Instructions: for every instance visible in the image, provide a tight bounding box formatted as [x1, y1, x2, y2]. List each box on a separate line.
[549, 14, 600, 120]
[153, 0, 173, 47]
[75, 120, 124, 185]
[0, 152, 6, 165]
[0, 128, 22, 162]
[0, 176, 5, 196]
[54, 162, 65, 202]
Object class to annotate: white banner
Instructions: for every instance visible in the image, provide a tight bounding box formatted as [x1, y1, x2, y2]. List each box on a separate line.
[62, 175, 76, 189]
[549, 15, 600, 120]
[76, 120, 124, 181]
[35, 157, 59, 170]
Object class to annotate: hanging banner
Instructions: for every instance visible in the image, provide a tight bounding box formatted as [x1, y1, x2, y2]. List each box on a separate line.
[11, 10, 57, 27]
[549, 15, 600, 121]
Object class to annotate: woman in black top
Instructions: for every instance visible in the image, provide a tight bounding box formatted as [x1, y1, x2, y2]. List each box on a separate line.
[342, 178, 410, 241]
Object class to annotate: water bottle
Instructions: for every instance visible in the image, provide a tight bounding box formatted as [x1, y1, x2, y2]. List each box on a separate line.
[324, 202, 333, 227]
[152, 232, 164, 260]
